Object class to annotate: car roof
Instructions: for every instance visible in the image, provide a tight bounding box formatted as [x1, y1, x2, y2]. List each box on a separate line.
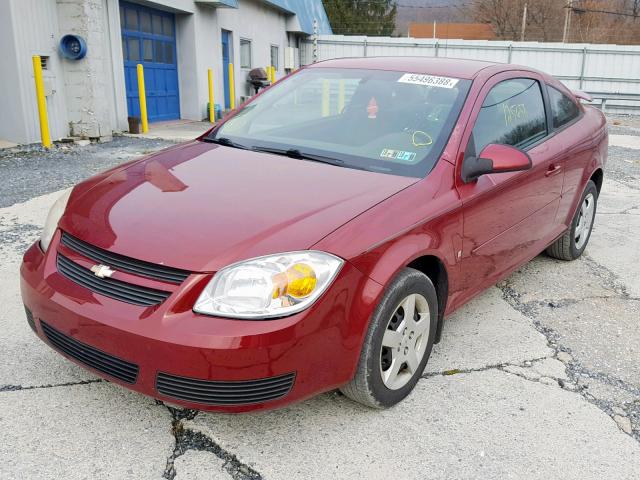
[307, 56, 503, 80]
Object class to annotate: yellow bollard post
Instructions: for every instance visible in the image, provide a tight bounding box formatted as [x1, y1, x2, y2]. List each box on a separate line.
[228, 62, 235, 110]
[136, 64, 149, 133]
[338, 80, 345, 114]
[270, 66, 275, 83]
[32, 56, 52, 148]
[322, 79, 330, 117]
[208, 68, 215, 123]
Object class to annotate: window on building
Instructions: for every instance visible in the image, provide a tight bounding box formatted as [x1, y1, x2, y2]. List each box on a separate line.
[162, 16, 173, 36]
[140, 11, 152, 33]
[548, 85, 580, 129]
[152, 14, 163, 35]
[164, 43, 174, 64]
[143, 39, 153, 62]
[128, 38, 140, 61]
[469, 78, 547, 155]
[154, 40, 164, 63]
[270, 45, 279, 70]
[240, 39, 252, 69]
[125, 8, 138, 30]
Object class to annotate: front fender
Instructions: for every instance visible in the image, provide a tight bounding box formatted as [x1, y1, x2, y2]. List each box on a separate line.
[313, 160, 463, 313]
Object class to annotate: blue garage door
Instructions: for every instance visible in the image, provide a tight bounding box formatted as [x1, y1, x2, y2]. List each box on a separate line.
[120, 1, 180, 122]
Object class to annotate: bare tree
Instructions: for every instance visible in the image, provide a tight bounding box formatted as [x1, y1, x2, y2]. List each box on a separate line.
[526, 0, 565, 41]
[471, 0, 640, 44]
[470, 0, 522, 39]
[470, 0, 564, 41]
[570, 0, 639, 43]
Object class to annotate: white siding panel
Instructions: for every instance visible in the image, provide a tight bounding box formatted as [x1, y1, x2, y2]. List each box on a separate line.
[439, 45, 506, 62]
[512, 48, 583, 77]
[10, 0, 69, 142]
[302, 35, 640, 113]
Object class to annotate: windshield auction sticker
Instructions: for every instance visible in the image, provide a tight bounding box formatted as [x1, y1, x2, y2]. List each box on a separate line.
[397, 73, 459, 89]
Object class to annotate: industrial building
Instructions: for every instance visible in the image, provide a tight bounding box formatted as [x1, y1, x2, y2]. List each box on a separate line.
[0, 0, 331, 144]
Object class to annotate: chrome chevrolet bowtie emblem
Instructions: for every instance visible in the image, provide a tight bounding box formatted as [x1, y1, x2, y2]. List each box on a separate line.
[90, 264, 115, 278]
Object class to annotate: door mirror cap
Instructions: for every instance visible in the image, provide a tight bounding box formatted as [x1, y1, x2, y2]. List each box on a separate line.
[461, 143, 532, 183]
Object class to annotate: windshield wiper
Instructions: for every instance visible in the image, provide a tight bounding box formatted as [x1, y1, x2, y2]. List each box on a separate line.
[252, 146, 346, 168]
[202, 136, 250, 150]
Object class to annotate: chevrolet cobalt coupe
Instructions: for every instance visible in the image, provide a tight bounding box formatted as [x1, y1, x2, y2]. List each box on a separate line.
[21, 58, 607, 412]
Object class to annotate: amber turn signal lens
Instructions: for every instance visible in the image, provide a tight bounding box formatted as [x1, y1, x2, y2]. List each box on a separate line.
[285, 263, 317, 298]
[272, 263, 317, 299]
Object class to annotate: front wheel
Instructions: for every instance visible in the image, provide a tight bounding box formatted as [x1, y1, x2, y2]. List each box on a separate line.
[340, 268, 438, 408]
[546, 180, 598, 261]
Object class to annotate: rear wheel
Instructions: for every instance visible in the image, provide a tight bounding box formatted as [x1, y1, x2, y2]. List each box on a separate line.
[547, 180, 598, 261]
[340, 268, 438, 408]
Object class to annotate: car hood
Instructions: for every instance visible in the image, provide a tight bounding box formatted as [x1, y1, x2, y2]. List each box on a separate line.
[61, 142, 417, 272]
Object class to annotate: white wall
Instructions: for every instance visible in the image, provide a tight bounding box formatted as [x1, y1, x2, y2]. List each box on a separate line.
[57, 0, 124, 139]
[301, 35, 640, 113]
[104, 0, 129, 133]
[175, 9, 199, 120]
[0, 0, 69, 144]
[176, 0, 292, 121]
[218, 0, 289, 100]
[0, 0, 127, 144]
[0, 0, 306, 144]
[135, 0, 195, 13]
[0, 2, 28, 144]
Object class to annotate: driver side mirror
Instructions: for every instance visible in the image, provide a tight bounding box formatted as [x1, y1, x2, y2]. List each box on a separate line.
[461, 143, 532, 183]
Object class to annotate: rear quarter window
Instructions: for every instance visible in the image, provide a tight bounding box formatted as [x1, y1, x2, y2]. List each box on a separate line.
[548, 85, 580, 129]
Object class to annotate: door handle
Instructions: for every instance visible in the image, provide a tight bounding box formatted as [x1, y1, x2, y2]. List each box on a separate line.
[545, 164, 563, 177]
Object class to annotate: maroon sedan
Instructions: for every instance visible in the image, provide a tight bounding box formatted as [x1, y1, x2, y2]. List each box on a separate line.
[21, 58, 607, 412]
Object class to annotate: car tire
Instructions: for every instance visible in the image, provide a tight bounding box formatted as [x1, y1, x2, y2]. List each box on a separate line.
[340, 268, 438, 409]
[546, 180, 598, 261]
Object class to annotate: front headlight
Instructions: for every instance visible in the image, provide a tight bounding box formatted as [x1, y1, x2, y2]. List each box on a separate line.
[40, 189, 72, 252]
[194, 251, 344, 319]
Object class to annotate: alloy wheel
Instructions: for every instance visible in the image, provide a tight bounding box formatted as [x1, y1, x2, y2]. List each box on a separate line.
[575, 192, 595, 250]
[379, 293, 430, 390]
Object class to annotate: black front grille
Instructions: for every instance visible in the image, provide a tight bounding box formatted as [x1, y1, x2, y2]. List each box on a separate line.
[57, 254, 171, 306]
[60, 232, 190, 284]
[24, 306, 36, 333]
[41, 321, 139, 384]
[156, 371, 296, 405]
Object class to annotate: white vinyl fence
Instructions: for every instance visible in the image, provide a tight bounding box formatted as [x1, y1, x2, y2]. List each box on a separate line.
[301, 35, 640, 113]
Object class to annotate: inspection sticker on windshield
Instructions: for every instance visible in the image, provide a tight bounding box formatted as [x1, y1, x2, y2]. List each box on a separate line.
[380, 149, 417, 162]
[397, 73, 459, 89]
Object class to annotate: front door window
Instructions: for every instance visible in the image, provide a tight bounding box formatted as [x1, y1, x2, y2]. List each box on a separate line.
[467, 78, 547, 158]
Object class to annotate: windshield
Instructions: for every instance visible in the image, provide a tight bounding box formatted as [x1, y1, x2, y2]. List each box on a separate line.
[207, 67, 471, 178]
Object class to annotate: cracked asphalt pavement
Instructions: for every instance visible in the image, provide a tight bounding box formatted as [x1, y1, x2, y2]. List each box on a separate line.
[1, 118, 639, 479]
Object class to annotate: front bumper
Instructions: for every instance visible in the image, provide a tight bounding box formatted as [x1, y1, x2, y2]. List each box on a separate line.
[20, 234, 383, 412]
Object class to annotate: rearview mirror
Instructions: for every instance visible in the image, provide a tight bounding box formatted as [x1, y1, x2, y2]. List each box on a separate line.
[461, 143, 532, 183]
